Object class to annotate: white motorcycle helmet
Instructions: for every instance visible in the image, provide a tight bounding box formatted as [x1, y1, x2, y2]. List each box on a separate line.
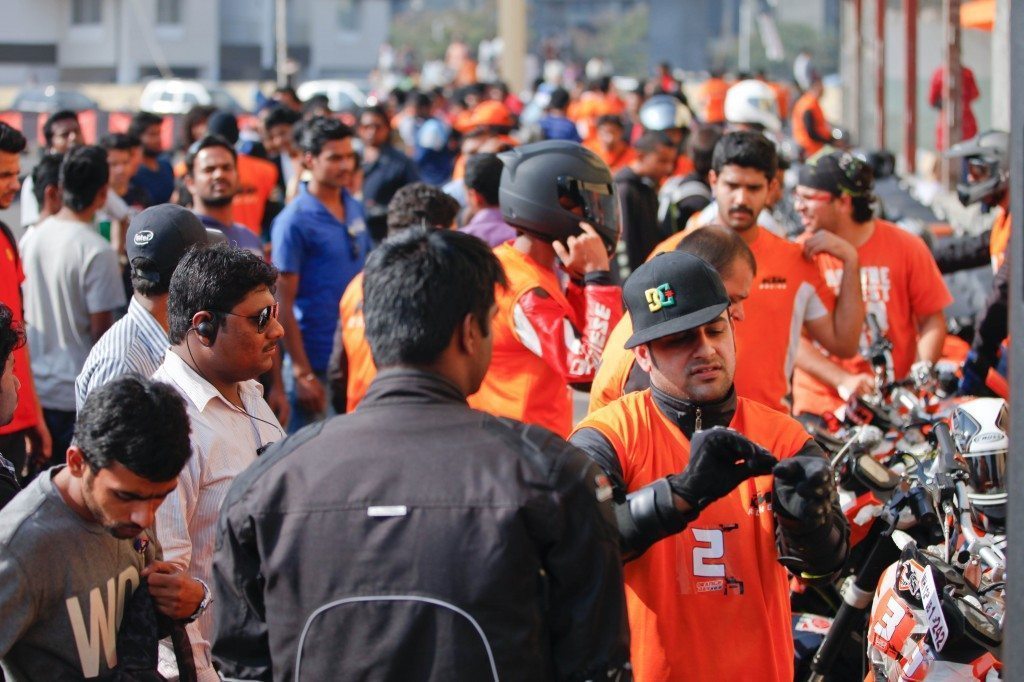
[950, 397, 1008, 513]
[724, 80, 781, 133]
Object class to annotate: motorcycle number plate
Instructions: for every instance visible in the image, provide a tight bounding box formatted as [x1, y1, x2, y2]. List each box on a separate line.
[920, 566, 949, 651]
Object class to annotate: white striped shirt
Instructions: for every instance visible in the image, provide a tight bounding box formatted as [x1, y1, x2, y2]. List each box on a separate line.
[74, 296, 169, 411]
[152, 351, 283, 680]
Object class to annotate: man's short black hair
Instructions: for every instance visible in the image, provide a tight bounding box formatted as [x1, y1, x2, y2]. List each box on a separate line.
[675, 225, 756, 278]
[296, 116, 354, 156]
[31, 152, 63, 208]
[42, 110, 79, 148]
[0, 302, 25, 374]
[274, 85, 299, 100]
[386, 182, 461, 234]
[0, 122, 26, 154]
[184, 134, 238, 176]
[363, 227, 506, 367]
[167, 244, 279, 345]
[303, 94, 331, 115]
[359, 104, 389, 124]
[688, 125, 722, 179]
[635, 131, 675, 155]
[128, 112, 164, 140]
[99, 132, 139, 152]
[711, 130, 778, 181]
[596, 114, 625, 130]
[75, 376, 192, 482]
[264, 105, 301, 131]
[548, 88, 570, 111]
[60, 145, 108, 212]
[464, 153, 503, 206]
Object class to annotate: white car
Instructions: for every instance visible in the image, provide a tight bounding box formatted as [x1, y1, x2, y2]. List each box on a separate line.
[296, 80, 366, 113]
[139, 79, 244, 115]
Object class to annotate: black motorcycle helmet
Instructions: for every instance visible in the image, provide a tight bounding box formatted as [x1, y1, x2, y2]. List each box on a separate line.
[498, 140, 621, 255]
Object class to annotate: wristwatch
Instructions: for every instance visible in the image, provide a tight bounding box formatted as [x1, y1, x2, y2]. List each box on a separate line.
[185, 578, 213, 623]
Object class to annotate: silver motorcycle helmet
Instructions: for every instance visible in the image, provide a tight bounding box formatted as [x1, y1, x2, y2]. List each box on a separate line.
[943, 130, 1009, 208]
[950, 397, 1008, 513]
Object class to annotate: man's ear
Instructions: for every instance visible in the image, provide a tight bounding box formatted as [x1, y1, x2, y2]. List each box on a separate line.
[633, 343, 653, 373]
[707, 169, 718, 186]
[66, 446, 88, 478]
[184, 173, 196, 195]
[457, 312, 478, 355]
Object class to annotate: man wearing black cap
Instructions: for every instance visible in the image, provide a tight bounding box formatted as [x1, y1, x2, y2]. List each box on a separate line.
[75, 204, 219, 410]
[792, 149, 951, 418]
[571, 252, 849, 682]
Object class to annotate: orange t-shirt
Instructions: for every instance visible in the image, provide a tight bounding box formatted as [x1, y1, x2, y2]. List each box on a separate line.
[673, 154, 695, 178]
[0, 228, 39, 435]
[792, 221, 953, 415]
[589, 312, 636, 413]
[575, 392, 808, 682]
[637, 227, 834, 413]
[741, 228, 835, 411]
[232, 153, 280, 237]
[989, 208, 1011, 272]
[791, 92, 829, 158]
[697, 78, 730, 124]
[467, 245, 581, 436]
[338, 272, 376, 413]
[584, 139, 637, 174]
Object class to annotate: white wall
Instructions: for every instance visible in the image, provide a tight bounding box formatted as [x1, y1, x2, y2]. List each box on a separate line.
[308, 0, 389, 77]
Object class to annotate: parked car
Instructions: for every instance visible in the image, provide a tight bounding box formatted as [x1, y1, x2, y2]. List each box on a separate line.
[10, 86, 99, 113]
[296, 80, 366, 113]
[140, 79, 245, 115]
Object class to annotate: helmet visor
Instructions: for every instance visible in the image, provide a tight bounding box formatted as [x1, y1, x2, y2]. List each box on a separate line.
[965, 450, 1007, 495]
[556, 175, 617, 229]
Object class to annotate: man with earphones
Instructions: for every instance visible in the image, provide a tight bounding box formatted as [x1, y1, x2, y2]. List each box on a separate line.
[152, 244, 285, 681]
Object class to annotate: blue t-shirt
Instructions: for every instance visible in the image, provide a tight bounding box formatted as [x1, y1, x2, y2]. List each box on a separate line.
[271, 184, 370, 372]
[196, 213, 264, 256]
[539, 115, 582, 142]
[130, 156, 175, 205]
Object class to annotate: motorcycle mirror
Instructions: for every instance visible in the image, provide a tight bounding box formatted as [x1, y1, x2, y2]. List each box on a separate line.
[852, 454, 900, 492]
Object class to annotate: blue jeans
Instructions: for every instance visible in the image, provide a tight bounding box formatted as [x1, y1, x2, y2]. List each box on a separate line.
[283, 356, 333, 434]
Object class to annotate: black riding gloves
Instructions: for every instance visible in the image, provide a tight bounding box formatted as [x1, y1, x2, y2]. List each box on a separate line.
[669, 426, 778, 512]
[772, 456, 835, 531]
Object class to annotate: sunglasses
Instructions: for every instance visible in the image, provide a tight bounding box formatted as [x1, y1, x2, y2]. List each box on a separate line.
[216, 303, 279, 334]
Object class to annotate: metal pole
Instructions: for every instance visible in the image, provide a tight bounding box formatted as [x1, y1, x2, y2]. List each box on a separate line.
[275, 0, 288, 88]
[739, 0, 753, 73]
[854, 0, 864, 145]
[940, 0, 963, 189]
[498, 0, 527, 95]
[875, 0, 886, 149]
[903, 0, 917, 174]
[1007, 0, 1024, 678]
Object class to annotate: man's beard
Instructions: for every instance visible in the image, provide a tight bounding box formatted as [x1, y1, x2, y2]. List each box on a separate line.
[83, 476, 144, 539]
[143, 147, 160, 159]
[201, 193, 235, 208]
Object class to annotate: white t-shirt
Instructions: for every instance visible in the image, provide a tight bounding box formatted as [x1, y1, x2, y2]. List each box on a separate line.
[20, 216, 126, 411]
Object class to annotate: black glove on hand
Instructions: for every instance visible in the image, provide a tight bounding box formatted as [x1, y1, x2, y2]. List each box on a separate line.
[669, 426, 778, 512]
[772, 457, 835, 532]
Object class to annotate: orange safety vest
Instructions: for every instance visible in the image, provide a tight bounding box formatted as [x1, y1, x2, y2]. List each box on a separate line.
[467, 244, 577, 436]
[584, 139, 637, 174]
[791, 92, 829, 158]
[338, 272, 377, 413]
[575, 392, 808, 682]
[990, 208, 1011, 272]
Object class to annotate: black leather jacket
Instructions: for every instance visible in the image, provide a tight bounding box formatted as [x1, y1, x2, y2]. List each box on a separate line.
[212, 368, 631, 681]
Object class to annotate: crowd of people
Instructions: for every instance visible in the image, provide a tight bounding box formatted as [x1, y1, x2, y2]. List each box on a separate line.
[0, 54, 1011, 681]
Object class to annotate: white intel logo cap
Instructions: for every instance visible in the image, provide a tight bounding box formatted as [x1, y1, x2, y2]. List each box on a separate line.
[133, 230, 154, 246]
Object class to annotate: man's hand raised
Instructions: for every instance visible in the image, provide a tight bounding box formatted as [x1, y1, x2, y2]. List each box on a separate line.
[669, 427, 777, 513]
